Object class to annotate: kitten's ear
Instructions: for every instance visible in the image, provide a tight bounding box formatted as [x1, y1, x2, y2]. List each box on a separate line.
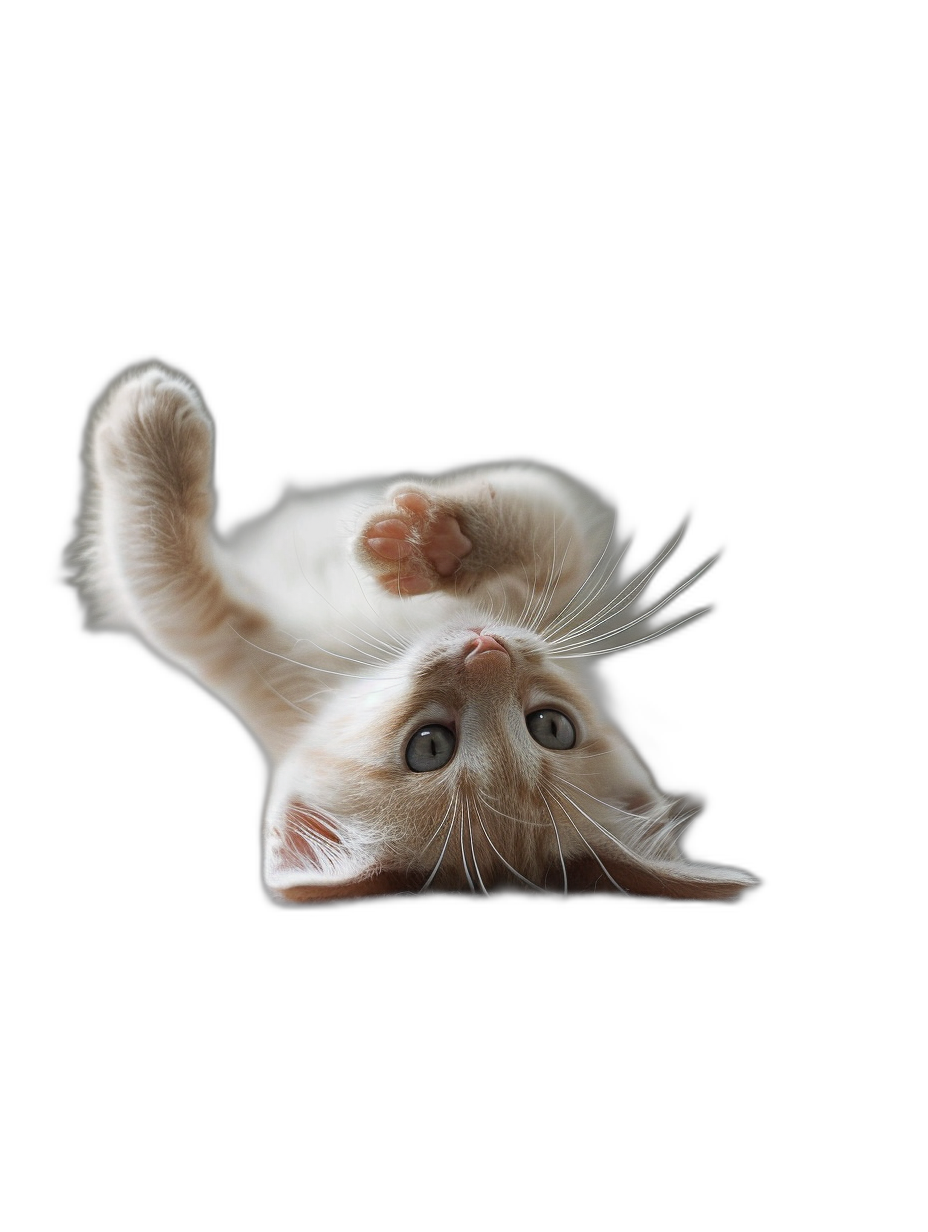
[566, 845, 758, 900]
[567, 794, 757, 898]
[264, 799, 410, 902]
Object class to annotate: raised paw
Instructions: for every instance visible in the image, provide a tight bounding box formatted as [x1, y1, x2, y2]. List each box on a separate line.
[357, 489, 473, 596]
[92, 363, 213, 499]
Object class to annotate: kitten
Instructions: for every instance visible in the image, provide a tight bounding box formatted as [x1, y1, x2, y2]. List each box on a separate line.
[67, 362, 756, 902]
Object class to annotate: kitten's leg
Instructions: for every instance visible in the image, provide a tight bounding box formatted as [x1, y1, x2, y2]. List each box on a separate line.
[77, 365, 294, 748]
[354, 466, 613, 617]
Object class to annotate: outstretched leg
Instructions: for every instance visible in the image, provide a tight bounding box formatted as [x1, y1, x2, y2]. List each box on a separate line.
[69, 364, 296, 751]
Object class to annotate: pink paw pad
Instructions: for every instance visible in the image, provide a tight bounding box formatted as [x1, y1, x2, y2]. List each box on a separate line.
[363, 490, 473, 595]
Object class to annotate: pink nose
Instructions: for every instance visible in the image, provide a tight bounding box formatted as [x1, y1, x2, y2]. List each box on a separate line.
[469, 631, 507, 655]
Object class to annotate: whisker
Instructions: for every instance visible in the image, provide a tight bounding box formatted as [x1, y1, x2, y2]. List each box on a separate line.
[548, 522, 688, 645]
[518, 517, 545, 629]
[294, 528, 409, 658]
[549, 782, 643, 862]
[227, 622, 403, 681]
[530, 517, 575, 633]
[550, 607, 711, 658]
[416, 793, 460, 891]
[245, 660, 320, 719]
[547, 566, 646, 644]
[289, 634, 393, 670]
[472, 793, 546, 891]
[542, 787, 629, 894]
[540, 515, 621, 638]
[537, 787, 569, 895]
[551, 775, 651, 820]
[458, 797, 476, 893]
[466, 797, 489, 895]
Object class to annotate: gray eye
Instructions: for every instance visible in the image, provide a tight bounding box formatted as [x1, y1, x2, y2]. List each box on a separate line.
[526, 709, 576, 750]
[405, 725, 456, 772]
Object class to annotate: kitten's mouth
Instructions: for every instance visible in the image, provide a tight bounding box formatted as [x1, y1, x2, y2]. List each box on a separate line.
[464, 629, 510, 667]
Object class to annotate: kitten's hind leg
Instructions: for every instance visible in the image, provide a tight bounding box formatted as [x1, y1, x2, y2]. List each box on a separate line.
[355, 489, 474, 597]
[72, 365, 294, 745]
[86, 364, 238, 650]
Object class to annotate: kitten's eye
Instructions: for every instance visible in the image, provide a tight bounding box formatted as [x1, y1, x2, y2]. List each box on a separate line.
[405, 725, 456, 772]
[526, 709, 576, 750]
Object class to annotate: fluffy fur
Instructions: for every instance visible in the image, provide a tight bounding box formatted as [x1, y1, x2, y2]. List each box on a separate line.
[67, 362, 756, 902]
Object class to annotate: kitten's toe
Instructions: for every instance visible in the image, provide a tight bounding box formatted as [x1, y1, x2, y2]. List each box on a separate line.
[366, 521, 416, 560]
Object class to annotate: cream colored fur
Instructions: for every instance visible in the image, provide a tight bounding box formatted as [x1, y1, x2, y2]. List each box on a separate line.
[68, 362, 756, 901]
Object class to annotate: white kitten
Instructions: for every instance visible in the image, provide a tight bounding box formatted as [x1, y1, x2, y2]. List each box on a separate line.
[68, 362, 756, 901]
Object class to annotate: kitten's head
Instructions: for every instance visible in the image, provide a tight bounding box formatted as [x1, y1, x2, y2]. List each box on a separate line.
[264, 617, 755, 901]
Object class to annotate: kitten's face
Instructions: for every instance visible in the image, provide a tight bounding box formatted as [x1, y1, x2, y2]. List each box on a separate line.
[264, 619, 664, 898]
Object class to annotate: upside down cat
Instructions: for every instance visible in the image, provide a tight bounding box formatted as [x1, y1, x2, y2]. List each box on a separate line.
[68, 363, 756, 902]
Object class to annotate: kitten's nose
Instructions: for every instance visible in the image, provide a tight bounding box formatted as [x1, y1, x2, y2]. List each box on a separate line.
[465, 629, 509, 662]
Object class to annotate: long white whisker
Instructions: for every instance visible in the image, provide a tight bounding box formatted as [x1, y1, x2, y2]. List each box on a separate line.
[525, 510, 564, 630]
[227, 623, 402, 680]
[467, 797, 489, 895]
[544, 787, 629, 894]
[418, 797, 459, 891]
[537, 788, 568, 894]
[551, 608, 711, 658]
[540, 516, 622, 638]
[294, 527, 410, 657]
[245, 659, 319, 719]
[551, 774, 660, 821]
[548, 522, 688, 645]
[289, 634, 393, 670]
[549, 555, 717, 653]
[549, 782, 643, 862]
[458, 798, 475, 893]
[547, 522, 700, 655]
[472, 794, 546, 891]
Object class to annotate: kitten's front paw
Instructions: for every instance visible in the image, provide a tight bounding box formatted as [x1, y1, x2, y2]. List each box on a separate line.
[356, 489, 473, 596]
[93, 363, 213, 498]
